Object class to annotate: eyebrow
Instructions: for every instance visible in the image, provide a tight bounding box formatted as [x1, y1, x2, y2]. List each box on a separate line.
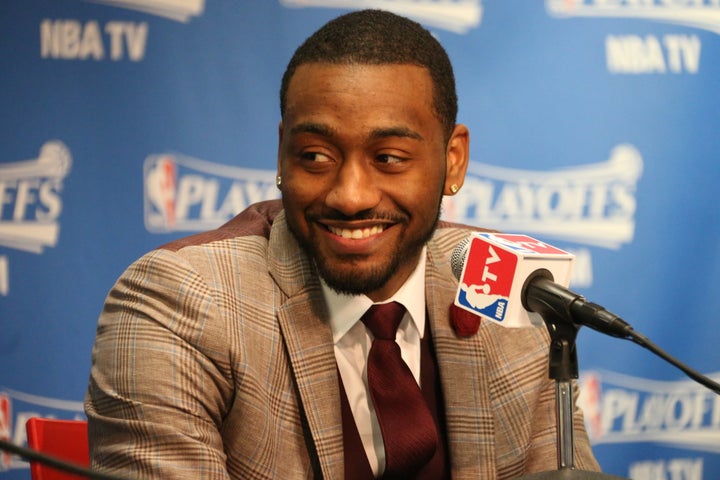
[370, 126, 424, 141]
[289, 122, 424, 141]
[289, 122, 334, 137]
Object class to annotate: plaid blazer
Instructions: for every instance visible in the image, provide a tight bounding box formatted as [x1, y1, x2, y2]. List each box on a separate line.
[85, 200, 599, 479]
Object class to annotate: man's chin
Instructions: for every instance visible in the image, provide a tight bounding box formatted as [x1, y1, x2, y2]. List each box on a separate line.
[316, 262, 393, 297]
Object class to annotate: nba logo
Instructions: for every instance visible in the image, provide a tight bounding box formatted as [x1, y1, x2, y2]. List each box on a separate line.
[455, 236, 518, 322]
[144, 155, 178, 229]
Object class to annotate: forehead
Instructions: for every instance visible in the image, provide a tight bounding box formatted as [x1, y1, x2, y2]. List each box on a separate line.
[283, 63, 439, 130]
[286, 62, 434, 89]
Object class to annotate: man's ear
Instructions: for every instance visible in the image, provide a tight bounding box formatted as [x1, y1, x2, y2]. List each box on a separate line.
[276, 121, 283, 182]
[444, 124, 470, 196]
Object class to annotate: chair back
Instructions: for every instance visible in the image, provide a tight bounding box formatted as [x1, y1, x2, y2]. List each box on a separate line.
[25, 417, 89, 480]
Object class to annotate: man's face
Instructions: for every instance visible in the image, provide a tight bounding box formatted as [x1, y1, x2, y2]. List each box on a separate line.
[278, 63, 468, 301]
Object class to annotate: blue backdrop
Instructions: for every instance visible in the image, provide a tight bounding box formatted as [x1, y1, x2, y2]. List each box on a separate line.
[1, 1, 719, 478]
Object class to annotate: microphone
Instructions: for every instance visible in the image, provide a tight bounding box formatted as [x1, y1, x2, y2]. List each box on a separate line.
[451, 233, 719, 480]
[450, 232, 634, 338]
[451, 232, 720, 395]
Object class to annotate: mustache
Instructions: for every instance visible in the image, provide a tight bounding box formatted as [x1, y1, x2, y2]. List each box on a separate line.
[307, 208, 408, 224]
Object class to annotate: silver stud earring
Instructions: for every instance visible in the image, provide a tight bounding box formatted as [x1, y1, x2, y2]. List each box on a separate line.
[276, 175, 282, 187]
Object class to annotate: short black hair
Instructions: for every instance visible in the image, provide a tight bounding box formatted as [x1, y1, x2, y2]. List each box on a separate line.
[280, 9, 458, 141]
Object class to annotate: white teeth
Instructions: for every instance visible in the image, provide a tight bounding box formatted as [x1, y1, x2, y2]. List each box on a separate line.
[329, 225, 384, 239]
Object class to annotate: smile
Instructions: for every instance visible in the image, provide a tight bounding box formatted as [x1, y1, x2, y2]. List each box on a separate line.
[327, 225, 384, 239]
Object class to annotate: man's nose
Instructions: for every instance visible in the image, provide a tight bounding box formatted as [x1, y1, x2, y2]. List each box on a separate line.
[324, 158, 382, 217]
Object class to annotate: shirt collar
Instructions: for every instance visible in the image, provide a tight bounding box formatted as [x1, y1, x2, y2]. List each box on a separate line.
[322, 247, 427, 343]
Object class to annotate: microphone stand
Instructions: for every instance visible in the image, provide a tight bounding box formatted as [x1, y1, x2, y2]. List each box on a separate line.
[517, 298, 627, 479]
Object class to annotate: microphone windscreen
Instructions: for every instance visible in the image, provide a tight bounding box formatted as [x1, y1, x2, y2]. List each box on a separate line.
[450, 237, 472, 280]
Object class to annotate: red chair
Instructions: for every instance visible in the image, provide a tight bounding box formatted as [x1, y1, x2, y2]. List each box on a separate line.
[25, 418, 89, 480]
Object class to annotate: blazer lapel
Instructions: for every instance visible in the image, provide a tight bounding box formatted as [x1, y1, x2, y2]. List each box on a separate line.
[426, 230, 497, 479]
[269, 212, 344, 479]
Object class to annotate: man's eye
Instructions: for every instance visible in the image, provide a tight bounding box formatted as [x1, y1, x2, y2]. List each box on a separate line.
[300, 152, 332, 162]
[377, 154, 404, 164]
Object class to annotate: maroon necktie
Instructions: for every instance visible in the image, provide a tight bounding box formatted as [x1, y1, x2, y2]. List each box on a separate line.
[362, 302, 438, 479]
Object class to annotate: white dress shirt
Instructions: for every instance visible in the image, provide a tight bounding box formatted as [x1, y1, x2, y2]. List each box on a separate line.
[322, 248, 427, 477]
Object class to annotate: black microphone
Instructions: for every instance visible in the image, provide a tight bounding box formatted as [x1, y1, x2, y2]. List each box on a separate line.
[450, 234, 633, 338]
[451, 233, 720, 395]
[521, 268, 635, 339]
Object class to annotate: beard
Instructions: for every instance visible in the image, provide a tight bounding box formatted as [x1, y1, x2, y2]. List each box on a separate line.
[287, 204, 442, 297]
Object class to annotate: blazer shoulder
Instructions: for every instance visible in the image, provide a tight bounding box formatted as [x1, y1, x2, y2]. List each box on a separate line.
[436, 218, 498, 233]
[159, 199, 283, 252]
[430, 220, 497, 257]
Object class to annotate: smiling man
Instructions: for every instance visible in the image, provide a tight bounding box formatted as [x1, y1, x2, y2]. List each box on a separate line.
[86, 9, 600, 480]
[278, 61, 467, 302]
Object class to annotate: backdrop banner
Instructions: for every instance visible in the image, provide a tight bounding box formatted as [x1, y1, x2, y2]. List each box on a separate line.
[1, 1, 719, 479]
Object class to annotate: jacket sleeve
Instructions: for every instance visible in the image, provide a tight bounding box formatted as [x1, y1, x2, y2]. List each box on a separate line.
[85, 248, 234, 480]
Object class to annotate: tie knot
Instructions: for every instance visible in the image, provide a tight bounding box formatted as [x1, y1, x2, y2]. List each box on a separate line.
[361, 301, 406, 340]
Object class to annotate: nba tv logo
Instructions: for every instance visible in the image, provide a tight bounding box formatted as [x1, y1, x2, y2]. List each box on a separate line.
[455, 237, 518, 322]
